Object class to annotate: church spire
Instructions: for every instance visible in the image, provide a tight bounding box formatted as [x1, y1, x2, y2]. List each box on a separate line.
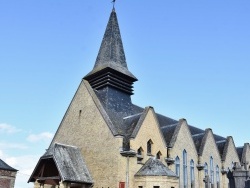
[84, 8, 137, 95]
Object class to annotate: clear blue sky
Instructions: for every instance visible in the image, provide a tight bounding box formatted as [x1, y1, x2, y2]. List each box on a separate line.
[0, 1, 249, 187]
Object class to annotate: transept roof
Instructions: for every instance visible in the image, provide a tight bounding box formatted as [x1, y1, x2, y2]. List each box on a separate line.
[135, 158, 177, 177]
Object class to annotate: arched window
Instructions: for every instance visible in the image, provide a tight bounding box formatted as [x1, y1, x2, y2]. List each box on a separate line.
[210, 157, 214, 185]
[175, 156, 180, 177]
[183, 150, 188, 188]
[147, 139, 153, 155]
[216, 165, 220, 185]
[156, 151, 162, 159]
[204, 162, 208, 177]
[190, 160, 195, 187]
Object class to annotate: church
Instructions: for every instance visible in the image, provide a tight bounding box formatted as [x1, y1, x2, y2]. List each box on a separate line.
[28, 7, 250, 188]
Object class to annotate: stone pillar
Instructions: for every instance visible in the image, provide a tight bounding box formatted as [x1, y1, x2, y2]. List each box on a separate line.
[203, 175, 211, 188]
[227, 162, 250, 188]
[34, 180, 41, 188]
[59, 181, 70, 188]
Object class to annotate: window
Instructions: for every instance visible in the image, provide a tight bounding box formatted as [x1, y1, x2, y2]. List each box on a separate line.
[210, 157, 214, 184]
[216, 165, 220, 184]
[147, 139, 153, 155]
[138, 186, 143, 188]
[156, 151, 162, 159]
[190, 159, 195, 187]
[137, 147, 144, 163]
[153, 186, 160, 188]
[175, 156, 180, 177]
[183, 150, 188, 188]
[204, 162, 208, 177]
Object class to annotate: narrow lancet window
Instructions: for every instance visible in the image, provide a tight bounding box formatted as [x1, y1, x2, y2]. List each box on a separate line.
[183, 150, 188, 188]
[190, 159, 195, 187]
[175, 156, 180, 177]
[147, 139, 153, 155]
[204, 162, 208, 177]
[137, 147, 144, 163]
[156, 151, 162, 159]
[210, 157, 214, 185]
[216, 165, 220, 187]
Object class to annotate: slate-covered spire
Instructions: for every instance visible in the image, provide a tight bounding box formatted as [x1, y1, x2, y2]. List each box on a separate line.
[84, 8, 137, 95]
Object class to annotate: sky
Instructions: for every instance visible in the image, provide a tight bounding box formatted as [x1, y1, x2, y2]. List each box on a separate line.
[0, 0, 249, 187]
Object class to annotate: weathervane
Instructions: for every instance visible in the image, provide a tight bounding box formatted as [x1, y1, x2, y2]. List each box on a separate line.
[112, 0, 116, 9]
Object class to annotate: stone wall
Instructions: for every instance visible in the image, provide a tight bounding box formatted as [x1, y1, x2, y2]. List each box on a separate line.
[134, 176, 179, 188]
[51, 81, 123, 188]
[129, 108, 169, 188]
[0, 170, 17, 188]
[168, 120, 199, 188]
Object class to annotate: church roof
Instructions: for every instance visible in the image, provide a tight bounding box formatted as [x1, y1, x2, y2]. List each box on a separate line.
[216, 140, 227, 158]
[135, 158, 177, 177]
[29, 143, 93, 184]
[84, 8, 232, 159]
[237, 146, 244, 163]
[0, 159, 17, 172]
[84, 9, 137, 81]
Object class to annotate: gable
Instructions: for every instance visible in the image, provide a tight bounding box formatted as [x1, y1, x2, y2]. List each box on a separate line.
[130, 107, 167, 159]
[50, 80, 118, 146]
[28, 143, 93, 185]
[199, 130, 221, 164]
[170, 119, 198, 158]
[222, 137, 240, 168]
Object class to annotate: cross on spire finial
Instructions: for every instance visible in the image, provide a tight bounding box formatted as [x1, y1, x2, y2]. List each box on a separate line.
[112, 0, 116, 9]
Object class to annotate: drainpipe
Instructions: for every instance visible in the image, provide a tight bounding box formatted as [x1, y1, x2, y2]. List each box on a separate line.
[126, 156, 129, 188]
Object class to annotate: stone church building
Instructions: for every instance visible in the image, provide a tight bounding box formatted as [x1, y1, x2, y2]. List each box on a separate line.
[29, 8, 250, 188]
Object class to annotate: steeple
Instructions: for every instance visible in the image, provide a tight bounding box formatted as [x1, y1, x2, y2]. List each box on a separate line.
[84, 8, 137, 95]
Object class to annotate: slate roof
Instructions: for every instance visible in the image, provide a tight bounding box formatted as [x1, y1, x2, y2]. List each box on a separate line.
[160, 123, 179, 146]
[236, 147, 244, 162]
[0, 159, 17, 172]
[135, 158, 177, 177]
[94, 87, 144, 137]
[192, 132, 206, 153]
[84, 9, 136, 80]
[216, 140, 227, 158]
[83, 8, 231, 152]
[29, 143, 93, 184]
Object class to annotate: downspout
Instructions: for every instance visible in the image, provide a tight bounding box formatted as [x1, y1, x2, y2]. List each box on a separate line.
[120, 137, 136, 188]
[126, 156, 129, 188]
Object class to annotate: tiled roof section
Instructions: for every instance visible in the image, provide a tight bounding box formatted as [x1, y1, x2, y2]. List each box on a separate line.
[192, 132, 205, 153]
[0, 159, 17, 172]
[84, 9, 136, 80]
[216, 140, 227, 158]
[156, 113, 179, 147]
[157, 113, 178, 127]
[130, 107, 151, 138]
[236, 147, 244, 162]
[135, 158, 177, 177]
[44, 143, 93, 184]
[214, 134, 226, 142]
[222, 137, 231, 161]
[188, 125, 204, 135]
[161, 123, 179, 147]
[94, 87, 144, 136]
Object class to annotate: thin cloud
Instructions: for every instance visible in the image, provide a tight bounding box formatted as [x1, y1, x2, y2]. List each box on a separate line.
[26, 132, 53, 143]
[0, 142, 28, 150]
[0, 123, 21, 134]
